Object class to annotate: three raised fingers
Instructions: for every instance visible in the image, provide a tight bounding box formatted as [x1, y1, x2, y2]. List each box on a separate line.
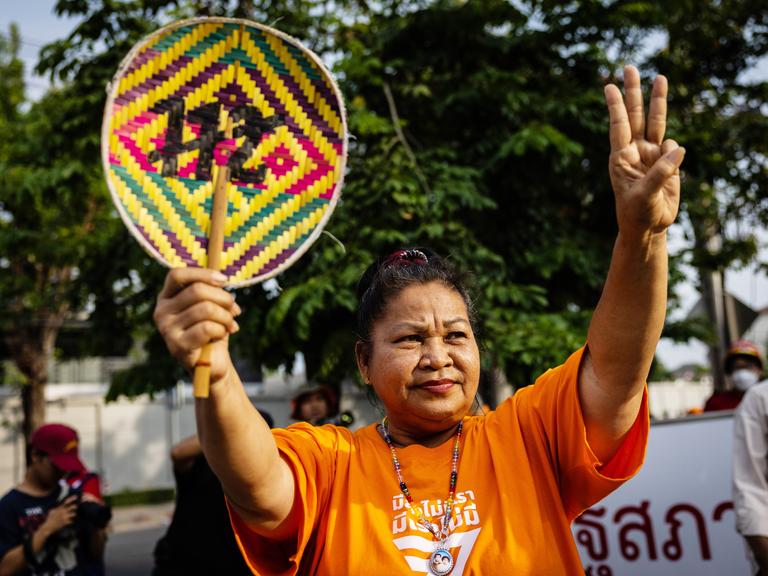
[605, 66, 669, 152]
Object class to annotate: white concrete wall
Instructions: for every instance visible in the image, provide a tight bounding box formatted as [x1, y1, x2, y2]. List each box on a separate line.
[0, 382, 380, 495]
[647, 378, 714, 419]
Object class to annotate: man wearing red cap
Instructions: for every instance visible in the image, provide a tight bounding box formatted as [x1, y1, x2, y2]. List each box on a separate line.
[0, 423, 109, 576]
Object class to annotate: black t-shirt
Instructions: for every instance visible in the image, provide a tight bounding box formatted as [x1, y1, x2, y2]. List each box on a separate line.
[153, 455, 251, 576]
[0, 486, 103, 576]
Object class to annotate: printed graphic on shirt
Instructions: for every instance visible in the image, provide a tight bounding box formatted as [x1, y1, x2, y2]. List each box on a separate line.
[20, 506, 46, 532]
[20, 499, 78, 574]
[390, 490, 481, 574]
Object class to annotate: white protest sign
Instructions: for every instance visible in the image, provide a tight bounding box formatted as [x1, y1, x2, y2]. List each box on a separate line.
[574, 412, 749, 574]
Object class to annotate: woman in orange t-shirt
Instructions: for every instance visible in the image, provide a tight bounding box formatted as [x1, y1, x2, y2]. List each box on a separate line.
[153, 65, 685, 575]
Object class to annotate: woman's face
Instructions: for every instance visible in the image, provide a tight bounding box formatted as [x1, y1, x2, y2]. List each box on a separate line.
[356, 281, 480, 436]
[299, 392, 330, 423]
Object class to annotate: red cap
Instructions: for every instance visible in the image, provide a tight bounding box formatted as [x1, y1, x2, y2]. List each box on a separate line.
[29, 424, 86, 473]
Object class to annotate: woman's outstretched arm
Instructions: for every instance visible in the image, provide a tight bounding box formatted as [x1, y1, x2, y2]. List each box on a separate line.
[581, 66, 685, 461]
[154, 268, 297, 537]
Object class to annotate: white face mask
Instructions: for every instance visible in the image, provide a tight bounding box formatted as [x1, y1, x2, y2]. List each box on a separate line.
[732, 369, 760, 392]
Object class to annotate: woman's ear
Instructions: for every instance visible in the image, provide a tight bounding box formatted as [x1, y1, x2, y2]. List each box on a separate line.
[355, 340, 371, 385]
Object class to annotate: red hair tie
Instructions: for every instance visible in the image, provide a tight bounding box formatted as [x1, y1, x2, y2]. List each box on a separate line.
[382, 249, 428, 268]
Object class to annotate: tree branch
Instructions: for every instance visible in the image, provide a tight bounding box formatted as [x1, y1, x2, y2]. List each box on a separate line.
[382, 81, 432, 198]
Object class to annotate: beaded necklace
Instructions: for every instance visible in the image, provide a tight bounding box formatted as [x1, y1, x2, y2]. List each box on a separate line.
[381, 417, 463, 576]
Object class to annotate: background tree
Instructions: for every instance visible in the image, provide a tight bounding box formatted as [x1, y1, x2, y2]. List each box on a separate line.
[0, 23, 134, 437]
[3, 0, 764, 423]
[249, 0, 612, 397]
[535, 0, 768, 383]
[651, 0, 768, 387]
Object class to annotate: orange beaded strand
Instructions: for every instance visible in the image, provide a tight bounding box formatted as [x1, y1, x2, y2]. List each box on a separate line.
[381, 417, 463, 542]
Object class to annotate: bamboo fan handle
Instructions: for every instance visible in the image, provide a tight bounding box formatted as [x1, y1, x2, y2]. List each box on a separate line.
[193, 116, 234, 398]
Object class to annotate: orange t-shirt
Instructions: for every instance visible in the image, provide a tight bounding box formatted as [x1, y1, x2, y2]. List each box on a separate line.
[230, 347, 649, 575]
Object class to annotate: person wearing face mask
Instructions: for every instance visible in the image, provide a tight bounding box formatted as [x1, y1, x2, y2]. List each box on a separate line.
[704, 340, 764, 412]
[731, 340, 768, 575]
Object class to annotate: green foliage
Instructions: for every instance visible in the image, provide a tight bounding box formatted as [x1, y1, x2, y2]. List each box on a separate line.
[650, 0, 768, 287]
[0, 22, 130, 433]
[0, 84, 139, 352]
[4, 0, 764, 403]
[279, 0, 617, 385]
[0, 24, 24, 152]
[104, 486, 175, 508]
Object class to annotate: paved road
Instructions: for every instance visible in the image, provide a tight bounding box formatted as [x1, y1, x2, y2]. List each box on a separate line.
[105, 526, 164, 576]
[103, 502, 172, 576]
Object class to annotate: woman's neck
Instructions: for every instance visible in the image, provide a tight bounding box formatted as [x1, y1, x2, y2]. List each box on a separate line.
[379, 418, 461, 448]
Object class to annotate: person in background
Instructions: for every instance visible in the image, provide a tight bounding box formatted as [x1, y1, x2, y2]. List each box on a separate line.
[152, 410, 274, 576]
[0, 423, 110, 576]
[291, 384, 356, 427]
[732, 343, 768, 575]
[290, 385, 338, 425]
[705, 340, 764, 412]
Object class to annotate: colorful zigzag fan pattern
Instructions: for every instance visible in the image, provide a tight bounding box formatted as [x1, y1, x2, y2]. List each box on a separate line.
[104, 19, 346, 286]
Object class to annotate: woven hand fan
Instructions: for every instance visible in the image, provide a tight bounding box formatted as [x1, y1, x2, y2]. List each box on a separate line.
[102, 18, 347, 395]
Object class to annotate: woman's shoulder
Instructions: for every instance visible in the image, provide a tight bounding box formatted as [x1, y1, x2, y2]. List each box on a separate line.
[272, 420, 378, 450]
[500, 347, 588, 408]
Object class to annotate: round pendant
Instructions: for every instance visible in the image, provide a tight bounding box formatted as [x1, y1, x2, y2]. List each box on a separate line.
[428, 548, 455, 575]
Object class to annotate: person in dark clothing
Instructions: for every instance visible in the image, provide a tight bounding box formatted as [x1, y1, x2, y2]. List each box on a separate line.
[0, 424, 110, 576]
[152, 410, 274, 576]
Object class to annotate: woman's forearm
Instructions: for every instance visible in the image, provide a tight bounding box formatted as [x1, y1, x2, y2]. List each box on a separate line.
[196, 365, 295, 531]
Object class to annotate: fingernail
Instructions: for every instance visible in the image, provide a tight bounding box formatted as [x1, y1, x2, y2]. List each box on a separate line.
[233, 303, 242, 316]
[666, 147, 685, 163]
[212, 272, 227, 284]
[230, 321, 240, 334]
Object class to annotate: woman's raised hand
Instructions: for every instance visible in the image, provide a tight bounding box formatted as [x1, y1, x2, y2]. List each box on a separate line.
[604, 65, 685, 239]
[153, 268, 241, 383]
